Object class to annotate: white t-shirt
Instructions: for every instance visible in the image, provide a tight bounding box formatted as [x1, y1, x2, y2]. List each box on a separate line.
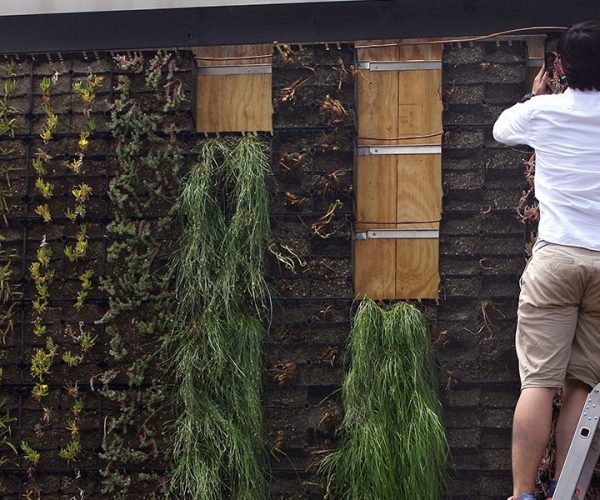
[493, 88, 600, 251]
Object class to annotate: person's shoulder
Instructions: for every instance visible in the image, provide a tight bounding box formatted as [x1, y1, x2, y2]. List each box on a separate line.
[527, 93, 570, 115]
[529, 93, 565, 107]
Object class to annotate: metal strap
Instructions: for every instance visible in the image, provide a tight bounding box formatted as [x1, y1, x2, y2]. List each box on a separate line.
[194, 64, 272, 76]
[354, 229, 439, 240]
[357, 145, 441, 156]
[357, 60, 442, 71]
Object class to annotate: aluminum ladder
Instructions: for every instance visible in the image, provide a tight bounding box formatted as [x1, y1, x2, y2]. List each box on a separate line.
[554, 383, 600, 499]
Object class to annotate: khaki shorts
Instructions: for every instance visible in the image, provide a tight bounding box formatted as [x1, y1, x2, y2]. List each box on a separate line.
[517, 242, 600, 389]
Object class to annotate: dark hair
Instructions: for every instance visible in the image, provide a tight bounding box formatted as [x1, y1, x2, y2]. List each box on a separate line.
[557, 20, 600, 91]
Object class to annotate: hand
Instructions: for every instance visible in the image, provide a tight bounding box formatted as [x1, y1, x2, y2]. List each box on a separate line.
[532, 64, 550, 95]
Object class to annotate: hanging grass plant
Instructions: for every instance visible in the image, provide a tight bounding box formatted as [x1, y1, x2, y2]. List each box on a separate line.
[167, 135, 271, 499]
[320, 299, 449, 499]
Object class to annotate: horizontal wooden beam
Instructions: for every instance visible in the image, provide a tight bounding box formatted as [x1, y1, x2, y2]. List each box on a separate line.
[0, 0, 598, 54]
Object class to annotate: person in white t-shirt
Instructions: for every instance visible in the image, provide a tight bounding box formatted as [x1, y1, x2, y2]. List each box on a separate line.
[493, 20, 600, 500]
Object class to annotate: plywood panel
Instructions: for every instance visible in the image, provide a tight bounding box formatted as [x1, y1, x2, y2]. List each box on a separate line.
[195, 73, 272, 132]
[355, 155, 397, 230]
[526, 36, 546, 88]
[354, 40, 442, 300]
[354, 240, 396, 299]
[355, 41, 399, 62]
[396, 154, 442, 224]
[193, 44, 272, 133]
[396, 238, 439, 299]
[193, 44, 272, 66]
[357, 71, 398, 145]
[397, 38, 443, 61]
[397, 69, 442, 145]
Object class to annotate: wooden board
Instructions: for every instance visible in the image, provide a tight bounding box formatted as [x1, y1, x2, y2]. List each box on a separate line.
[396, 154, 441, 224]
[354, 40, 442, 300]
[355, 155, 397, 230]
[193, 44, 273, 133]
[195, 73, 272, 132]
[356, 154, 441, 229]
[356, 71, 399, 146]
[357, 39, 442, 145]
[525, 36, 546, 88]
[396, 238, 439, 299]
[193, 44, 272, 66]
[397, 69, 442, 145]
[354, 239, 396, 300]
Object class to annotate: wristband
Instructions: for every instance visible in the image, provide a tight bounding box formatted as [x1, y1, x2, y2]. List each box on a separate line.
[519, 92, 536, 103]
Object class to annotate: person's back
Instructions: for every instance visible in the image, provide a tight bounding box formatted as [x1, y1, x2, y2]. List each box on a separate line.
[492, 20, 600, 500]
[495, 89, 600, 250]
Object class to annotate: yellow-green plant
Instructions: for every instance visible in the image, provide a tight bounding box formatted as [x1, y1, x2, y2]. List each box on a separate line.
[0, 62, 17, 137]
[31, 383, 48, 400]
[40, 103, 58, 143]
[65, 153, 83, 174]
[34, 178, 53, 199]
[72, 398, 84, 417]
[32, 157, 47, 176]
[34, 204, 51, 223]
[20, 441, 40, 466]
[58, 437, 81, 462]
[30, 337, 57, 382]
[75, 270, 93, 310]
[61, 351, 83, 367]
[64, 225, 88, 261]
[73, 75, 104, 104]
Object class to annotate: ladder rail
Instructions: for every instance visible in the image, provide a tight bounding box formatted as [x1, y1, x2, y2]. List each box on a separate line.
[554, 384, 600, 500]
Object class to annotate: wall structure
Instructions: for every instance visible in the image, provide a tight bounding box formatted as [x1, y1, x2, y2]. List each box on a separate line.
[0, 40, 579, 500]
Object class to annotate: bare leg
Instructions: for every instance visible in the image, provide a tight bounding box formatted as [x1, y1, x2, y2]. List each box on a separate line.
[554, 379, 590, 480]
[512, 387, 557, 498]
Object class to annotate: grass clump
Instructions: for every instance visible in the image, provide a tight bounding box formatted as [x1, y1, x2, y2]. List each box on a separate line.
[167, 135, 271, 499]
[320, 299, 449, 499]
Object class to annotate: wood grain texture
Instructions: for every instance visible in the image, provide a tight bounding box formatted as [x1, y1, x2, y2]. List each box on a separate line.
[356, 42, 399, 62]
[526, 36, 546, 88]
[356, 68, 398, 145]
[195, 73, 272, 132]
[397, 38, 443, 61]
[193, 44, 273, 133]
[395, 238, 440, 299]
[354, 239, 396, 300]
[397, 69, 442, 145]
[193, 44, 272, 66]
[396, 154, 442, 224]
[354, 40, 442, 300]
[355, 155, 397, 230]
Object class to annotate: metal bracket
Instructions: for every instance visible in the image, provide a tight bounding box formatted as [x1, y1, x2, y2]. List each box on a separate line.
[357, 60, 442, 71]
[354, 229, 439, 240]
[194, 64, 272, 76]
[357, 145, 441, 156]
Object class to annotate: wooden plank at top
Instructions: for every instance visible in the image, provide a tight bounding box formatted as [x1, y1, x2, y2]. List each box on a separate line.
[396, 238, 439, 299]
[397, 68, 442, 145]
[195, 73, 272, 132]
[355, 155, 397, 230]
[193, 44, 273, 133]
[397, 38, 443, 61]
[355, 41, 399, 62]
[396, 154, 442, 225]
[193, 44, 272, 66]
[357, 71, 399, 145]
[354, 240, 396, 300]
[526, 36, 546, 88]
[356, 43, 399, 146]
